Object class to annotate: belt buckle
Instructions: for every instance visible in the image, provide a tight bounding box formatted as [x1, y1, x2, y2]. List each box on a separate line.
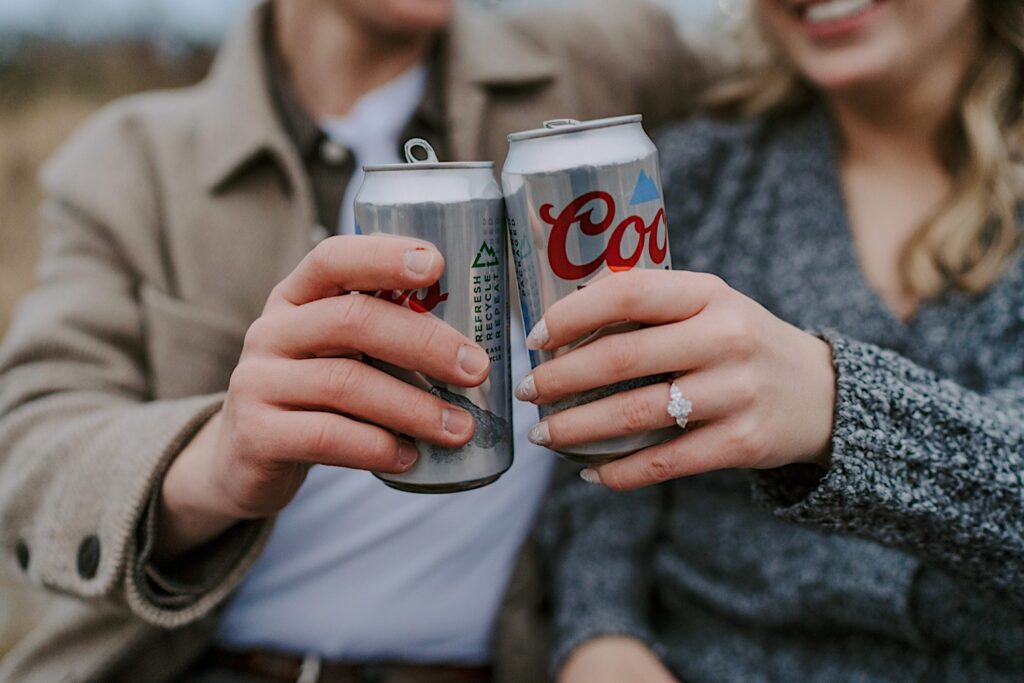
[297, 653, 322, 683]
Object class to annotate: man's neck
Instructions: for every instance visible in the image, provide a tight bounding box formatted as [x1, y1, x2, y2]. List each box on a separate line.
[275, 2, 434, 119]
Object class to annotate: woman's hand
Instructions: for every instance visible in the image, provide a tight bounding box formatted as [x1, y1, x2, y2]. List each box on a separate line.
[156, 235, 491, 558]
[517, 269, 836, 490]
[559, 636, 678, 683]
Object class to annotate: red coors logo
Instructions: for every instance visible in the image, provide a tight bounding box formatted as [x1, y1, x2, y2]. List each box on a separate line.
[370, 283, 448, 313]
[542, 191, 668, 281]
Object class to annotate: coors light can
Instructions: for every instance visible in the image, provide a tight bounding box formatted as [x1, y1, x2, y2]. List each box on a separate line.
[355, 139, 511, 493]
[502, 116, 677, 464]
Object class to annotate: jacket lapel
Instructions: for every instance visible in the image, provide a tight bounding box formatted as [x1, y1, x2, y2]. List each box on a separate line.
[444, 6, 557, 161]
[192, 2, 315, 320]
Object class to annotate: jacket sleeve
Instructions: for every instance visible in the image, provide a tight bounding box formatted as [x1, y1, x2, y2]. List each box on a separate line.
[536, 463, 666, 675]
[0, 103, 272, 628]
[753, 329, 1024, 602]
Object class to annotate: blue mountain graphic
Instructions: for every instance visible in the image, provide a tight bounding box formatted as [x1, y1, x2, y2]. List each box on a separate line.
[630, 169, 661, 205]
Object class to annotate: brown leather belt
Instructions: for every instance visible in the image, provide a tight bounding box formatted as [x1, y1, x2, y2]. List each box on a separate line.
[202, 646, 493, 683]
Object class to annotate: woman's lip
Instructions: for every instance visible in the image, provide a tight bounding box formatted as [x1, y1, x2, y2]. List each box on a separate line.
[792, 0, 887, 40]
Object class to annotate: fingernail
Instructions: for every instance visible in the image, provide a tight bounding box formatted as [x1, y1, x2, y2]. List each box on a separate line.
[527, 421, 550, 446]
[404, 248, 435, 275]
[443, 407, 474, 436]
[526, 319, 549, 350]
[514, 374, 538, 401]
[398, 441, 418, 468]
[457, 345, 489, 376]
[580, 468, 601, 485]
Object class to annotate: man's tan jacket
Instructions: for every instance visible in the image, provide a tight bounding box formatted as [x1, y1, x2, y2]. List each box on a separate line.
[0, 2, 704, 681]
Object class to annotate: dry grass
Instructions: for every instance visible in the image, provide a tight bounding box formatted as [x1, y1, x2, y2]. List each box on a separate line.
[0, 40, 210, 656]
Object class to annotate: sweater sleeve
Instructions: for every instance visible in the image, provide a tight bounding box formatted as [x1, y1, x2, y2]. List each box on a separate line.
[753, 329, 1024, 601]
[537, 464, 666, 675]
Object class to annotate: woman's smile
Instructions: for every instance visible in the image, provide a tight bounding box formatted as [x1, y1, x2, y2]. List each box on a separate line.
[789, 0, 890, 39]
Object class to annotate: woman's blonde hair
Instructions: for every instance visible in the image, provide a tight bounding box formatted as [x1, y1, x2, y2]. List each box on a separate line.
[708, 1, 1024, 298]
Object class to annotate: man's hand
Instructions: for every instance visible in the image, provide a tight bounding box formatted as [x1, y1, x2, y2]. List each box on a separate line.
[155, 235, 491, 558]
[559, 636, 678, 683]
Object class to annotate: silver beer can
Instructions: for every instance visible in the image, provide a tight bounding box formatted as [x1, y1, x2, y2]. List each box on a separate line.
[502, 115, 677, 464]
[355, 139, 511, 493]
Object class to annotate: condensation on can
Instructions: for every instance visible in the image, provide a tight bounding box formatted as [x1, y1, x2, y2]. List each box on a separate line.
[354, 139, 512, 492]
[503, 116, 679, 464]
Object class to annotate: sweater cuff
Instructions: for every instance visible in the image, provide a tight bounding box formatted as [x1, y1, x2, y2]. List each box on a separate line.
[549, 540, 662, 674]
[550, 609, 662, 680]
[121, 395, 273, 627]
[752, 329, 913, 527]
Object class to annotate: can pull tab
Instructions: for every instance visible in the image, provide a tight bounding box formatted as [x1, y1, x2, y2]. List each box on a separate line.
[542, 119, 581, 129]
[404, 138, 440, 164]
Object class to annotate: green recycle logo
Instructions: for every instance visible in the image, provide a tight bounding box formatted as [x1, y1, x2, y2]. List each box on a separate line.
[472, 240, 500, 268]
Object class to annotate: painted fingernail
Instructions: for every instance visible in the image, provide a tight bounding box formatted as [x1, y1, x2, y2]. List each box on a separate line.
[580, 468, 601, 485]
[404, 247, 435, 275]
[398, 441, 418, 468]
[527, 421, 550, 446]
[443, 407, 474, 436]
[515, 374, 538, 401]
[526, 319, 549, 350]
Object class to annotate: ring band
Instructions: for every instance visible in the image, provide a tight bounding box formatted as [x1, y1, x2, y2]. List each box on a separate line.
[667, 381, 693, 430]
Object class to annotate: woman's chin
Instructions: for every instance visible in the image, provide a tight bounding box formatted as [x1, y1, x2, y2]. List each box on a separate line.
[803, 64, 893, 99]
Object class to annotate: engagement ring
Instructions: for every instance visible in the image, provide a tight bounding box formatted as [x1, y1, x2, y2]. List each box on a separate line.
[667, 381, 693, 430]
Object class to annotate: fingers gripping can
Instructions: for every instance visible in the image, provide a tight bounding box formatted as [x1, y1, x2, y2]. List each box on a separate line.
[354, 139, 511, 493]
[502, 116, 677, 464]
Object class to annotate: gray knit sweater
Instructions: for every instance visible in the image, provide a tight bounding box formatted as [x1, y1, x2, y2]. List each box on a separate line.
[538, 105, 1024, 683]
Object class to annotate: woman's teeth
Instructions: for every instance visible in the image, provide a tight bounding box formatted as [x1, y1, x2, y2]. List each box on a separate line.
[804, 0, 875, 24]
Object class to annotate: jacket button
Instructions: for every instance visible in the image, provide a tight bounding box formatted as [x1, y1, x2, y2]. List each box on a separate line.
[319, 139, 350, 166]
[15, 539, 29, 571]
[77, 535, 101, 579]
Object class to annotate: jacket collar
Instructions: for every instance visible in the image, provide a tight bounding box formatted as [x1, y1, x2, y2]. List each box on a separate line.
[197, 2, 295, 192]
[445, 5, 557, 86]
[197, 1, 557, 191]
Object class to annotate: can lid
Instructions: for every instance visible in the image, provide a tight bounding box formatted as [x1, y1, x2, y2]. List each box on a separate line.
[363, 137, 494, 172]
[506, 114, 644, 142]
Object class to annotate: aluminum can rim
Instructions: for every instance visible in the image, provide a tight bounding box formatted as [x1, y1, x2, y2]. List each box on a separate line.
[506, 114, 644, 142]
[363, 161, 495, 172]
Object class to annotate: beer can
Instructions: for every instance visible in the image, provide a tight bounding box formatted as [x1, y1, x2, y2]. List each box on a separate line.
[502, 116, 678, 464]
[354, 139, 511, 493]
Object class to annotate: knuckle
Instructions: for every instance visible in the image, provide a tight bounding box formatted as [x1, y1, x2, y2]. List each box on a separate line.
[305, 239, 335, 283]
[605, 335, 640, 377]
[298, 418, 334, 456]
[416, 318, 447, 358]
[366, 429, 399, 463]
[227, 358, 264, 397]
[699, 272, 729, 298]
[324, 358, 363, 398]
[242, 316, 273, 353]
[718, 314, 755, 357]
[336, 293, 375, 339]
[732, 372, 759, 408]
[642, 452, 676, 484]
[620, 395, 654, 432]
[728, 417, 768, 462]
[599, 466, 631, 491]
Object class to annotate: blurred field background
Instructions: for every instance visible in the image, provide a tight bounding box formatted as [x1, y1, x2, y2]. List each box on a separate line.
[0, 0, 723, 659]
